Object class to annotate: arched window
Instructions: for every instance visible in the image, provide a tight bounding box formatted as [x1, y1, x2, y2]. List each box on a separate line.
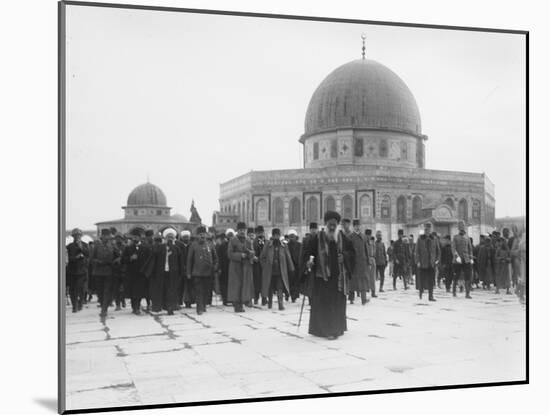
[306, 197, 319, 223]
[379, 139, 388, 158]
[412, 196, 423, 220]
[289, 197, 301, 225]
[445, 198, 455, 210]
[325, 196, 336, 213]
[472, 199, 481, 221]
[397, 195, 407, 222]
[360, 194, 372, 219]
[458, 198, 468, 222]
[256, 199, 268, 223]
[354, 138, 364, 157]
[342, 195, 353, 219]
[273, 197, 284, 224]
[381, 195, 391, 219]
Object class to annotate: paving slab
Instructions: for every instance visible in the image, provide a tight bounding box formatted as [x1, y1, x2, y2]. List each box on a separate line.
[64, 287, 526, 411]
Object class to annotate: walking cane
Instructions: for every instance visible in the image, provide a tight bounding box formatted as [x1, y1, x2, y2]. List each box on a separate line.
[297, 293, 306, 332]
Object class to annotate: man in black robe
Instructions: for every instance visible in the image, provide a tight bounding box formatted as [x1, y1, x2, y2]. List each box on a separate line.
[253, 226, 266, 305]
[287, 230, 302, 303]
[112, 233, 126, 311]
[144, 228, 184, 315]
[304, 211, 350, 340]
[217, 228, 233, 306]
[122, 233, 150, 315]
[175, 230, 192, 309]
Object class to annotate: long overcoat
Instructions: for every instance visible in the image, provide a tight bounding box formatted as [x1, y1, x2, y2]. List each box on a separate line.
[476, 243, 494, 284]
[227, 236, 255, 303]
[495, 244, 511, 289]
[349, 232, 369, 292]
[259, 239, 294, 298]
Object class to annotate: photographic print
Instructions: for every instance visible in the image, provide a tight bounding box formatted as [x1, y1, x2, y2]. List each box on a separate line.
[59, 1, 527, 413]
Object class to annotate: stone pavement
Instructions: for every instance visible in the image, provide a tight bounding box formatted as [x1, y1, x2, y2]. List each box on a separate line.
[65, 286, 526, 411]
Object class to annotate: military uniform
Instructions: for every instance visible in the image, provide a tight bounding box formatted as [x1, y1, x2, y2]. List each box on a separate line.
[66, 239, 89, 312]
[90, 234, 118, 316]
[187, 237, 218, 314]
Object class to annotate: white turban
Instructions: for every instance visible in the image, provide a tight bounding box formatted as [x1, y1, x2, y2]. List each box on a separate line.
[225, 228, 235, 236]
[288, 229, 297, 236]
[180, 230, 191, 237]
[162, 228, 177, 238]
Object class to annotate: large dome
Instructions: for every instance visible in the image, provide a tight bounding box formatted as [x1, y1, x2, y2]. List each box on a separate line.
[127, 182, 167, 206]
[304, 59, 421, 137]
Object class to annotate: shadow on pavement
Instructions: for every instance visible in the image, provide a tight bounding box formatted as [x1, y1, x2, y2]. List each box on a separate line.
[34, 398, 57, 412]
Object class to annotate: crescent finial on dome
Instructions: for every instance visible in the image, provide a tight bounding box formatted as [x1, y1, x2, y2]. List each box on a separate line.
[361, 33, 366, 60]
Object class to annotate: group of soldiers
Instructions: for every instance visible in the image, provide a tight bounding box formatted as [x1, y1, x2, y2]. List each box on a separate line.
[66, 215, 527, 338]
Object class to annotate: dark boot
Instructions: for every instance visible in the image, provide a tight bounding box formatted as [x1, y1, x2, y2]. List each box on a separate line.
[267, 295, 273, 309]
[465, 281, 472, 299]
[261, 297, 267, 306]
[429, 289, 436, 301]
[452, 282, 457, 297]
[361, 291, 367, 305]
[277, 293, 285, 311]
[419, 289, 423, 300]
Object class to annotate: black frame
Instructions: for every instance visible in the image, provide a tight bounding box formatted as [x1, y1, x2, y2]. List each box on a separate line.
[58, 1, 529, 414]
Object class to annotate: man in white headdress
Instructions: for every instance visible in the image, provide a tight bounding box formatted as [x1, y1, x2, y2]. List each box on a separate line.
[143, 228, 184, 315]
[176, 230, 192, 309]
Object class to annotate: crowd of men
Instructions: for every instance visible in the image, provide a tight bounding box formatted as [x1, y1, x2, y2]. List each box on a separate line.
[66, 214, 527, 340]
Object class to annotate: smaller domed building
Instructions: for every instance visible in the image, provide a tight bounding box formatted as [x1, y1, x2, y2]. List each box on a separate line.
[95, 182, 197, 236]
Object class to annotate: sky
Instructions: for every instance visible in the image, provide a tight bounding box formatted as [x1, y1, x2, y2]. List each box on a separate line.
[65, 4, 526, 229]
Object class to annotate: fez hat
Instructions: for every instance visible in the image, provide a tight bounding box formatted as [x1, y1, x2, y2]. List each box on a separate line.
[114, 233, 124, 240]
[247, 227, 255, 234]
[365, 229, 372, 236]
[236, 222, 247, 230]
[154, 235, 163, 242]
[225, 228, 235, 236]
[254, 225, 264, 233]
[180, 230, 191, 238]
[424, 222, 433, 228]
[272, 228, 281, 236]
[129, 228, 142, 237]
[398, 229, 404, 236]
[100, 228, 111, 237]
[71, 228, 82, 237]
[309, 222, 318, 230]
[342, 218, 351, 224]
[163, 228, 177, 238]
[196, 225, 207, 234]
[145, 229, 154, 237]
[323, 210, 341, 223]
[288, 229, 297, 236]
[109, 227, 118, 235]
[352, 219, 360, 226]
